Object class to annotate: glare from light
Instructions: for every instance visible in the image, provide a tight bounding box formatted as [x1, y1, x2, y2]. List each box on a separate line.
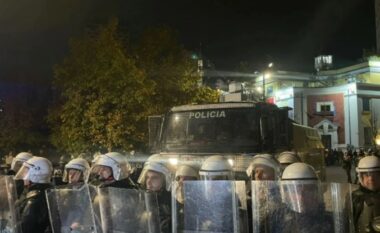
[265, 72, 272, 79]
[256, 86, 263, 93]
[376, 135, 380, 146]
[169, 158, 178, 165]
[268, 63, 273, 68]
[228, 159, 234, 166]
[174, 115, 179, 121]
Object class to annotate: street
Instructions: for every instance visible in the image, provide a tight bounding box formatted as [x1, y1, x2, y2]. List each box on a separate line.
[326, 165, 355, 183]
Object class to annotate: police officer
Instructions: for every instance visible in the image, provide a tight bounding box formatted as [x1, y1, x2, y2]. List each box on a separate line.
[15, 156, 53, 233]
[277, 151, 301, 172]
[89, 152, 136, 188]
[52, 158, 90, 230]
[174, 164, 199, 204]
[62, 158, 90, 186]
[247, 154, 281, 181]
[247, 154, 281, 233]
[8, 152, 34, 197]
[352, 155, 380, 233]
[138, 159, 173, 233]
[196, 155, 247, 233]
[281, 162, 334, 233]
[173, 164, 199, 232]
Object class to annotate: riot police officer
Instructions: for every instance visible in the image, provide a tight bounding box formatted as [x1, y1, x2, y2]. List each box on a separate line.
[15, 156, 53, 233]
[47, 157, 93, 232]
[247, 154, 281, 233]
[138, 159, 173, 233]
[9, 152, 34, 197]
[277, 151, 301, 172]
[62, 157, 90, 186]
[280, 162, 334, 233]
[89, 152, 136, 188]
[352, 155, 380, 233]
[246, 154, 281, 181]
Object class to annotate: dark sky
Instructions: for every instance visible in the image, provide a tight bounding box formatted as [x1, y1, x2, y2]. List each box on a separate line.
[0, 0, 376, 83]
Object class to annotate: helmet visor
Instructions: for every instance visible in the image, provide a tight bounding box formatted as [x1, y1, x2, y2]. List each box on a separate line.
[63, 168, 83, 183]
[89, 165, 113, 182]
[281, 181, 321, 213]
[11, 161, 24, 173]
[14, 166, 29, 180]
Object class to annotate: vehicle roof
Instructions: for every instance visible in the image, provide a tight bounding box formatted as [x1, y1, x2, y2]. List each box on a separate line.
[171, 102, 258, 112]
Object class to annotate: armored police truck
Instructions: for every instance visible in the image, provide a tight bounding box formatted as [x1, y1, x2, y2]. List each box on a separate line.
[147, 102, 326, 180]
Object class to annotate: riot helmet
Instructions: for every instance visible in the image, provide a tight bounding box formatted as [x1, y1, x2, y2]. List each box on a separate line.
[174, 164, 199, 204]
[89, 152, 131, 182]
[246, 154, 281, 180]
[175, 164, 199, 182]
[138, 160, 172, 192]
[11, 152, 33, 173]
[277, 151, 301, 170]
[281, 162, 318, 181]
[15, 156, 52, 184]
[356, 155, 380, 191]
[199, 155, 233, 180]
[63, 158, 90, 184]
[281, 163, 321, 214]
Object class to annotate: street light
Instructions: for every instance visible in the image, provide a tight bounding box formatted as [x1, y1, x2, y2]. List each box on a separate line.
[262, 63, 273, 101]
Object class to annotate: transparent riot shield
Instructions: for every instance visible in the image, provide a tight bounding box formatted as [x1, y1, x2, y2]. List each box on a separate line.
[46, 184, 98, 233]
[172, 180, 248, 233]
[0, 176, 21, 233]
[250, 181, 356, 233]
[97, 187, 160, 233]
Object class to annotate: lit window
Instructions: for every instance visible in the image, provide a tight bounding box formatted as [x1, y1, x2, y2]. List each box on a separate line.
[316, 102, 334, 112]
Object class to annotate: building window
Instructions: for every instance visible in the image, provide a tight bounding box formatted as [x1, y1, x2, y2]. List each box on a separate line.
[316, 101, 334, 112]
[364, 127, 372, 145]
[362, 98, 370, 111]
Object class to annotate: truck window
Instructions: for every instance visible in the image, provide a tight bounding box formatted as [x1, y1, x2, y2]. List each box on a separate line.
[161, 108, 260, 153]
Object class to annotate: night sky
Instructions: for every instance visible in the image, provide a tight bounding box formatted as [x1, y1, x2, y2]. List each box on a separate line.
[0, 0, 376, 83]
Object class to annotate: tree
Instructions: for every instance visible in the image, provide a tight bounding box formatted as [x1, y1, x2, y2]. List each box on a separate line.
[134, 27, 219, 114]
[49, 20, 218, 154]
[49, 19, 154, 153]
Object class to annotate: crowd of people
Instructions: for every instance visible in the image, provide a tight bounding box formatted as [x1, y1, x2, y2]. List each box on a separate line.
[0, 150, 379, 233]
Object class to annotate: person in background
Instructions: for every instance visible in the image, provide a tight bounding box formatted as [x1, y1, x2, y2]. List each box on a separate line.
[15, 156, 53, 233]
[342, 150, 353, 183]
[351, 155, 380, 233]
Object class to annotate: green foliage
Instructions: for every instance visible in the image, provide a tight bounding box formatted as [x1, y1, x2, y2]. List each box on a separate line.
[49, 19, 218, 154]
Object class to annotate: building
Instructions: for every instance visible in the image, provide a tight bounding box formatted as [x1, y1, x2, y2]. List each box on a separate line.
[220, 57, 380, 150]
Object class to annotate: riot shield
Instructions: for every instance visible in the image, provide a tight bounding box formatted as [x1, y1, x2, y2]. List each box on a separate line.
[97, 187, 160, 233]
[250, 181, 356, 233]
[172, 180, 248, 233]
[0, 176, 21, 233]
[46, 184, 98, 233]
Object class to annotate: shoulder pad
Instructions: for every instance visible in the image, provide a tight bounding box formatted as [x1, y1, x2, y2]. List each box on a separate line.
[26, 190, 41, 199]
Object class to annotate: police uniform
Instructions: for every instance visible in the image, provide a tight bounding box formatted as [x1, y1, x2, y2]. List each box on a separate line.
[16, 183, 53, 233]
[352, 185, 380, 233]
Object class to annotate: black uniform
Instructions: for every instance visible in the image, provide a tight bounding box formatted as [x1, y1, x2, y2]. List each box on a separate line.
[16, 183, 53, 233]
[352, 185, 380, 233]
[156, 190, 172, 233]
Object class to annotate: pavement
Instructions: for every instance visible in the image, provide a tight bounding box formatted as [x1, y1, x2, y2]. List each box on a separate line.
[325, 165, 357, 184]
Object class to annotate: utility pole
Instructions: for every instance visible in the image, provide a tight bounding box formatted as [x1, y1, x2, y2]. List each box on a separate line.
[375, 0, 380, 54]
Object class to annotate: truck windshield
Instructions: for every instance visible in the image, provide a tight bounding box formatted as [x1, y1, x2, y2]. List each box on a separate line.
[161, 108, 260, 153]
